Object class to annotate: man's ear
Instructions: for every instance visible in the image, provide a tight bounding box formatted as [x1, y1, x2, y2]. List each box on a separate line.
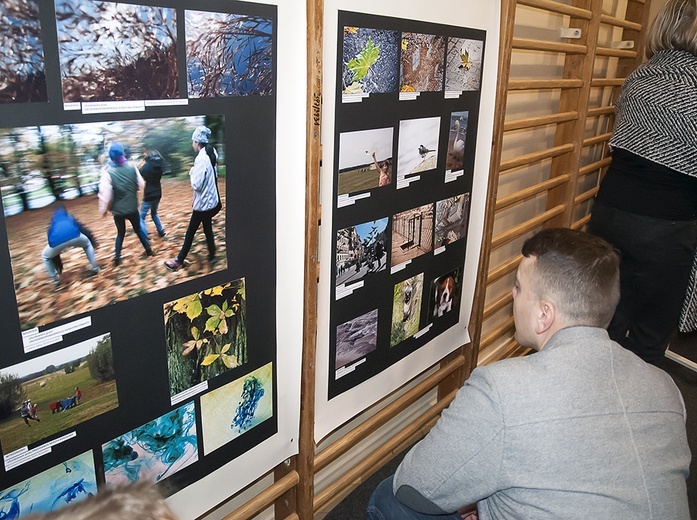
[535, 300, 556, 334]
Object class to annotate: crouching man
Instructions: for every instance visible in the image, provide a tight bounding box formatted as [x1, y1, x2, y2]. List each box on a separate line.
[367, 228, 690, 520]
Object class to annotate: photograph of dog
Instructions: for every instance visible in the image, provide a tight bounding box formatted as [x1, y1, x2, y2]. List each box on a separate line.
[428, 267, 462, 322]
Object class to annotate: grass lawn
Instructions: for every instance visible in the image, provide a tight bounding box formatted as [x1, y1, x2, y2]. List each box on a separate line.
[0, 364, 118, 454]
[338, 167, 379, 195]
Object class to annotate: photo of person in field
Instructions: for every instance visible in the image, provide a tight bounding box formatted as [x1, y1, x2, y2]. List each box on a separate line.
[0, 115, 227, 331]
[0, 333, 118, 455]
[337, 127, 393, 196]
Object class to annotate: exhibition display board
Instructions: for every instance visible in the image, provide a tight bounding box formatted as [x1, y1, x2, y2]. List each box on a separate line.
[0, 0, 306, 518]
[315, 0, 500, 438]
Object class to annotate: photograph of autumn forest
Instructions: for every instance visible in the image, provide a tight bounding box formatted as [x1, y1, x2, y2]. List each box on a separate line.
[0, 115, 227, 330]
[55, 0, 178, 102]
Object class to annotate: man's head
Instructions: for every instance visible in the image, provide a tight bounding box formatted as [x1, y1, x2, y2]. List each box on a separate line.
[512, 228, 619, 350]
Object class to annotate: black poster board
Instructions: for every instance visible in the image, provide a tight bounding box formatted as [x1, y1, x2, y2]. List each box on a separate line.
[0, 0, 280, 513]
[327, 11, 485, 399]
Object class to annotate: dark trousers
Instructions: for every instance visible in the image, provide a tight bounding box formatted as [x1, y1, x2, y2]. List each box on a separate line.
[176, 210, 216, 263]
[588, 201, 697, 364]
[113, 212, 151, 261]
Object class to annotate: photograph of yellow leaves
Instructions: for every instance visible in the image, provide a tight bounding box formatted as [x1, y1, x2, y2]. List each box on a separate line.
[164, 279, 247, 399]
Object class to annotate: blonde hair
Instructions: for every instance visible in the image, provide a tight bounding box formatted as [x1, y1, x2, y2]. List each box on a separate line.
[646, 0, 697, 57]
[22, 484, 177, 520]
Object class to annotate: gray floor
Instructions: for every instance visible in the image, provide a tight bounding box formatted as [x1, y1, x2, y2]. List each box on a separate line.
[324, 332, 697, 519]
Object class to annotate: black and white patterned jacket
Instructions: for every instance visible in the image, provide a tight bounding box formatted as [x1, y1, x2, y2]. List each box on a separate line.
[610, 49, 697, 177]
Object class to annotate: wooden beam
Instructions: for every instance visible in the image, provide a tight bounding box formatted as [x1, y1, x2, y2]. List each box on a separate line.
[495, 175, 570, 211]
[295, 0, 323, 518]
[499, 143, 575, 172]
[491, 205, 566, 250]
[504, 111, 579, 132]
[512, 37, 587, 54]
[516, 0, 592, 18]
[223, 471, 300, 520]
[508, 78, 583, 90]
[314, 390, 458, 513]
[487, 254, 523, 285]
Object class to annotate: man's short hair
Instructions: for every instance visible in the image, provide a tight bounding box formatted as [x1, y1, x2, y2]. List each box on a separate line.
[522, 228, 620, 328]
[22, 484, 177, 520]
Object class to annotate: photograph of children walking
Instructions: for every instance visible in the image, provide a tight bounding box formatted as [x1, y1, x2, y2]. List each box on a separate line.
[0, 115, 227, 330]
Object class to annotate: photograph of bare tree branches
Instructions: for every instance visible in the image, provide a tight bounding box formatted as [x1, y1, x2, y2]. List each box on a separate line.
[0, 0, 47, 104]
[186, 10, 273, 97]
[55, 0, 178, 102]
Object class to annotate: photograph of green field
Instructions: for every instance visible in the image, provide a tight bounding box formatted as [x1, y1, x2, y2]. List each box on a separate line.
[0, 333, 119, 455]
[337, 127, 393, 196]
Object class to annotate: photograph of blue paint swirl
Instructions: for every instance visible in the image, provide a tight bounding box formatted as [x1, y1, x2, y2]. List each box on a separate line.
[101, 401, 198, 486]
[0, 451, 97, 517]
[200, 362, 273, 455]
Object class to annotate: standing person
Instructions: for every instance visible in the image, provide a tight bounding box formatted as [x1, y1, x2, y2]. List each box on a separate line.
[587, 0, 697, 365]
[375, 240, 384, 269]
[74, 386, 82, 404]
[367, 228, 691, 520]
[372, 151, 391, 187]
[165, 126, 221, 271]
[98, 143, 153, 266]
[138, 148, 166, 238]
[41, 204, 100, 285]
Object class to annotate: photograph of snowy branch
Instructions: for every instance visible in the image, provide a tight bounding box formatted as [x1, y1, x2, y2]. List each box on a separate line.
[0, 115, 227, 330]
[0, 0, 47, 104]
[186, 10, 273, 98]
[55, 0, 178, 102]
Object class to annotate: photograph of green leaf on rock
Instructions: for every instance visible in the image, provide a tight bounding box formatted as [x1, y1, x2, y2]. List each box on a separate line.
[342, 27, 399, 95]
